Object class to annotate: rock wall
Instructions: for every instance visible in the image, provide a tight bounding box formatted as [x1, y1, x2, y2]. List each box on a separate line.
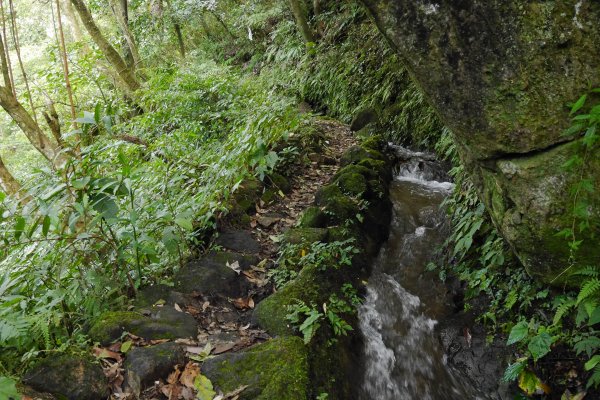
[360, 0, 600, 282]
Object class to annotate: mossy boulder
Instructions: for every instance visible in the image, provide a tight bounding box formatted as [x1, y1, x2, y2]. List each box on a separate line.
[283, 227, 329, 246]
[340, 145, 385, 167]
[299, 206, 327, 228]
[361, 0, 600, 283]
[88, 307, 198, 345]
[23, 355, 109, 400]
[350, 107, 379, 132]
[202, 337, 309, 400]
[267, 172, 292, 193]
[315, 184, 344, 207]
[333, 164, 378, 182]
[360, 134, 386, 151]
[228, 176, 263, 216]
[335, 171, 368, 196]
[215, 231, 261, 254]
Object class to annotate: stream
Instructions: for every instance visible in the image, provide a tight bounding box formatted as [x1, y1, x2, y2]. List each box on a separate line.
[358, 147, 491, 400]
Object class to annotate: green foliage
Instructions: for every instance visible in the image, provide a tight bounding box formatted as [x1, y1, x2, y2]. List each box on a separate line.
[285, 291, 357, 344]
[0, 376, 20, 400]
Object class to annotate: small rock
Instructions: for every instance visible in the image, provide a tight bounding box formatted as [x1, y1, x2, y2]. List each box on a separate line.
[23, 355, 109, 400]
[215, 230, 261, 254]
[350, 108, 379, 132]
[257, 215, 280, 228]
[124, 342, 185, 393]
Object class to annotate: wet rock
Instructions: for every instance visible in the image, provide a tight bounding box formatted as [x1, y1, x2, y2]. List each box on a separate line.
[215, 230, 261, 254]
[135, 284, 192, 308]
[203, 337, 309, 400]
[173, 251, 257, 297]
[23, 355, 108, 400]
[88, 307, 198, 345]
[335, 170, 368, 196]
[257, 215, 280, 228]
[124, 342, 185, 394]
[350, 108, 379, 132]
[266, 172, 292, 193]
[340, 145, 385, 167]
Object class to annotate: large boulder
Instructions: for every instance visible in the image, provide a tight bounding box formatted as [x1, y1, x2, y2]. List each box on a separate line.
[360, 0, 600, 282]
[124, 342, 185, 394]
[22, 355, 109, 400]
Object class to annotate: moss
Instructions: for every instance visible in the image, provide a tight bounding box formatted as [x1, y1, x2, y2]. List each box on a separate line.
[333, 164, 378, 182]
[350, 107, 379, 132]
[88, 311, 142, 344]
[283, 227, 329, 245]
[299, 206, 327, 228]
[340, 146, 385, 167]
[204, 337, 309, 400]
[323, 196, 360, 225]
[358, 159, 392, 183]
[267, 172, 292, 193]
[335, 172, 368, 196]
[360, 134, 386, 151]
[315, 184, 344, 207]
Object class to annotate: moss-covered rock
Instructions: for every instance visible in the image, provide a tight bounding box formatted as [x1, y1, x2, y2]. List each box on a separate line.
[203, 337, 309, 400]
[361, 0, 600, 283]
[299, 206, 327, 228]
[360, 134, 386, 151]
[88, 307, 198, 345]
[283, 227, 329, 246]
[267, 172, 292, 193]
[124, 342, 185, 393]
[335, 171, 368, 196]
[350, 107, 379, 132]
[340, 145, 385, 167]
[23, 355, 109, 400]
[315, 184, 344, 207]
[333, 164, 378, 182]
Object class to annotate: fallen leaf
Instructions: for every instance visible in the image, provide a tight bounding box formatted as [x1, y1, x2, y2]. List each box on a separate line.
[194, 374, 216, 400]
[120, 340, 133, 353]
[93, 347, 122, 362]
[223, 385, 250, 399]
[226, 260, 241, 275]
[167, 365, 181, 385]
[233, 297, 254, 310]
[202, 301, 211, 312]
[174, 303, 183, 312]
[213, 342, 235, 355]
[180, 361, 200, 388]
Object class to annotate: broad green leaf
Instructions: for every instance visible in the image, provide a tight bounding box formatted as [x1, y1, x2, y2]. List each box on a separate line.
[507, 321, 529, 345]
[194, 374, 216, 400]
[503, 359, 527, 382]
[0, 376, 21, 400]
[175, 218, 194, 231]
[75, 111, 96, 125]
[72, 177, 91, 190]
[42, 215, 51, 237]
[14, 217, 26, 240]
[585, 355, 600, 371]
[528, 332, 553, 361]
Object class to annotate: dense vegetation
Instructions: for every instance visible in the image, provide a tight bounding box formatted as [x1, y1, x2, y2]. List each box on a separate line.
[0, 0, 598, 399]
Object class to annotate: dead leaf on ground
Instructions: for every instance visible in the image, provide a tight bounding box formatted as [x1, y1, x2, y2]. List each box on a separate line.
[232, 297, 254, 310]
[180, 361, 200, 388]
[93, 347, 123, 362]
[225, 260, 241, 275]
[213, 342, 235, 355]
[222, 385, 250, 399]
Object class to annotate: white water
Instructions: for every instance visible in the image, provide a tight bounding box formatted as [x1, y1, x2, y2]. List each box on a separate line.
[358, 148, 486, 400]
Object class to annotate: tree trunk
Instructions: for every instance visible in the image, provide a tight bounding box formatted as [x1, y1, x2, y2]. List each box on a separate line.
[288, 0, 315, 43]
[173, 23, 185, 58]
[70, 0, 140, 94]
[54, 0, 78, 130]
[0, 86, 64, 165]
[360, 0, 600, 284]
[8, 0, 38, 124]
[110, 0, 142, 70]
[0, 154, 21, 196]
[0, 0, 14, 95]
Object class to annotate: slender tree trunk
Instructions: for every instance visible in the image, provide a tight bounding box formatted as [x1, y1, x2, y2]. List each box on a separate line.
[109, 0, 141, 70]
[0, 0, 14, 95]
[173, 23, 185, 58]
[70, 0, 140, 94]
[54, 0, 78, 130]
[0, 22, 11, 89]
[288, 0, 315, 43]
[8, 0, 38, 125]
[62, 0, 86, 47]
[0, 87, 64, 165]
[0, 154, 21, 196]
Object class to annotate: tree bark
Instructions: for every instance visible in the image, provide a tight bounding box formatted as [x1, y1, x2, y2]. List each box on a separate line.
[0, 0, 14, 95]
[70, 0, 140, 94]
[173, 23, 185, 58]
[0, 154, 21, 196]
[288, 0, 315, 43]
[109, 0, 142, 70]
[54, 0, 78, 130]
[0, 86, 64, 165]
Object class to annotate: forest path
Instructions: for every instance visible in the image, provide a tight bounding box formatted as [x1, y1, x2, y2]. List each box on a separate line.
[102, 119, 358, 400]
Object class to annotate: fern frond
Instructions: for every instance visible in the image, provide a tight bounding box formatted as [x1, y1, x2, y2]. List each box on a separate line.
[572, 266, 600, 278]
[553, 297, 576, 325]
[578, 279, 600, 305]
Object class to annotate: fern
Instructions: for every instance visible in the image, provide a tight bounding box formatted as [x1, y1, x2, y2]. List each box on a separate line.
[577, 278, 600, 305]
[554, 297, 577, 325]
[574, 337, 600, 358]
[572, 266, 600, 278]
[587, 363, 600, 389]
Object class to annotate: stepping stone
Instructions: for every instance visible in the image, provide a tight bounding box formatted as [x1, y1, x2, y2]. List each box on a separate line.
[23, 355, 109, 400]
[173, 251, 258, 297]
[215, 230, 261, 254]
[88, 306, 198, 345]
[124, 342, 185, 394]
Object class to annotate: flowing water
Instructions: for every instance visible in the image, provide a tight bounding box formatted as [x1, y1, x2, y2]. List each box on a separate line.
[358, 147, 487, 400]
